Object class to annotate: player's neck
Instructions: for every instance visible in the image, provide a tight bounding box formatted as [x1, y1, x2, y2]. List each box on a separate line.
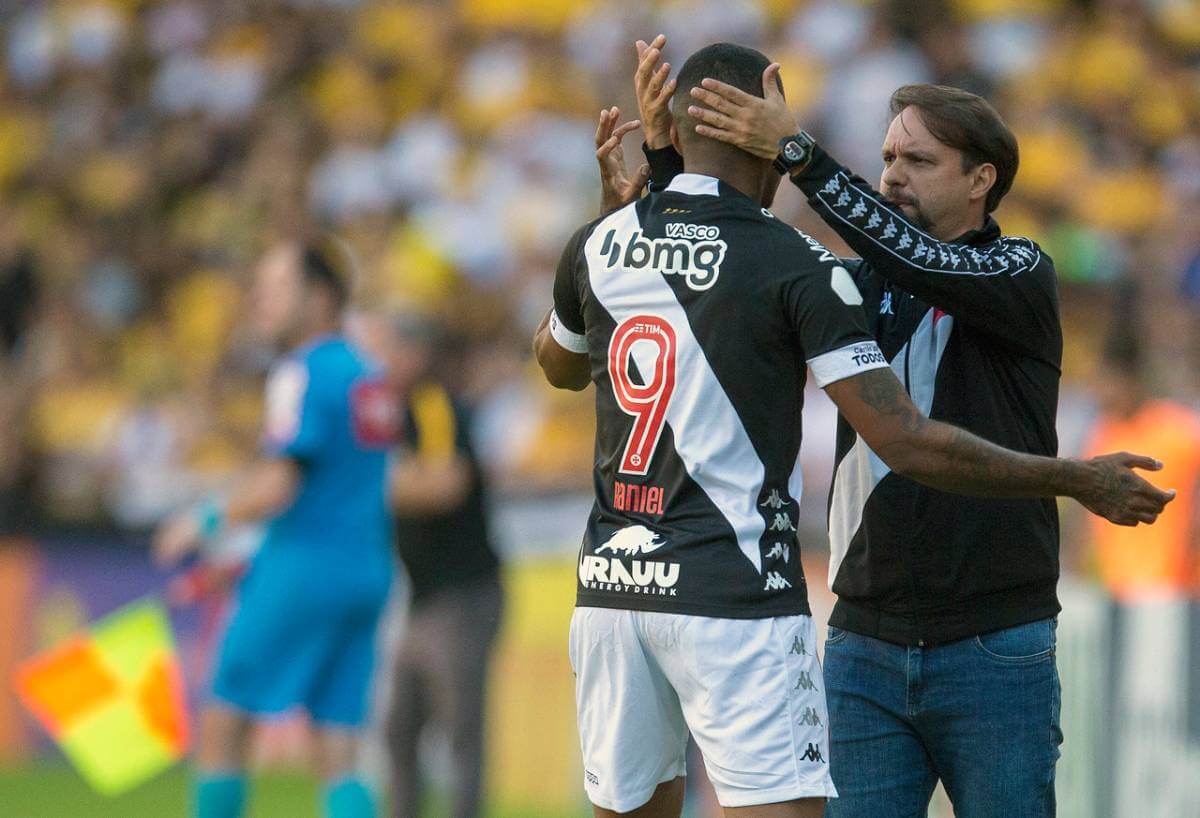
[682, 152, 769, 205]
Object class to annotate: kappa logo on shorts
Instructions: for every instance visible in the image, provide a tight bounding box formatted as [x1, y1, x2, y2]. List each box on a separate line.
[801, 743, 826, 763]
[794, 671, 818, 692]
[797, 707, 823, 727]
[580, 526, 681, 597]
[585, 769, 600, 786]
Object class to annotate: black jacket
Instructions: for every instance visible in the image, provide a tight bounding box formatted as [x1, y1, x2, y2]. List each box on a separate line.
[646, 144, 1063, 645]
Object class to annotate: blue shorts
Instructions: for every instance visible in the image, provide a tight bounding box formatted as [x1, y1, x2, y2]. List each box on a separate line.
[210, 552, 390, 727]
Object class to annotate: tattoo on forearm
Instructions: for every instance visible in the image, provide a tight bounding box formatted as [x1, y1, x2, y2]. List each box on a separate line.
[856, 369, 924, 434]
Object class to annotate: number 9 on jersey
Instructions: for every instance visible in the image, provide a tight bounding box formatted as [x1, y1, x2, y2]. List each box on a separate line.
[607, 315, 677, 476]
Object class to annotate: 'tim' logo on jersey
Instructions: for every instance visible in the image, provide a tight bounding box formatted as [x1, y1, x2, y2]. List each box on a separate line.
[598, 225, 727, 292]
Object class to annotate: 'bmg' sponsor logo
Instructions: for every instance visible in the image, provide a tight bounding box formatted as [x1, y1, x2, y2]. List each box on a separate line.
[599, 227, 726, 291]
[580, 525, 680, 597]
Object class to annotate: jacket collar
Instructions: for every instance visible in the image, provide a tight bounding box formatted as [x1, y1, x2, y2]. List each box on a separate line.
[951, 215, 1002, 246]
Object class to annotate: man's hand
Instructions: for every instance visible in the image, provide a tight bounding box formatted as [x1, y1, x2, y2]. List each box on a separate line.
[634, 34, 676, 150]
[1074, 453, 1177, 527]
[687, 62, 797, 161]
[596, 107, 649, 216]
[154, 511, 202, 567]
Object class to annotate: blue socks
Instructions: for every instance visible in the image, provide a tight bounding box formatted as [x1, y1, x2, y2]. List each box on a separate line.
[194, 772, 247, 818]
[324, 776, 375, 818]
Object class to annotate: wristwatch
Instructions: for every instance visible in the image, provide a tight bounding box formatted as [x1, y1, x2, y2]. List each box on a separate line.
[773, 132, 816, 175]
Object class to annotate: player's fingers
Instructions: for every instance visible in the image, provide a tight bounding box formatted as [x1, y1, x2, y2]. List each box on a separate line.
[595, 133, 621, 161]
[689, 105, 737, 132]
[594, 109, 611, 147]
[612, 119, 643, 141]
[648, 62, 670, 97]
[656, 77, 677, 105]
[699, 76, 756, 106]
[636, 47, 661, 88]
[632, 163, 651, 190]
[763, 62, 783, 99]
[695, 123, 742, 144]
[636, 39, 647, 59]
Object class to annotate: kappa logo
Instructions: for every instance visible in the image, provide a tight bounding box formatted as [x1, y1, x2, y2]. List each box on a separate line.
[760, 489, 790, 509]
[768, 513, 796, 533]
[794, 671, 818, 692]
[585, 770, 600, 786]
[765, 542, 790, 563]
[595, 525, 663, 556]
[789, 635, 807, 655]
[797, 707, 823, 727]
[599, 228, 726, 291]
[801, 743, 825, 763]
[764, 571, 792, 591]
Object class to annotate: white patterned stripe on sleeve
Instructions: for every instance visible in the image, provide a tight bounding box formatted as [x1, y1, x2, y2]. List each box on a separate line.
[550, 310, 589, 353]
[808, 341, 890, 388]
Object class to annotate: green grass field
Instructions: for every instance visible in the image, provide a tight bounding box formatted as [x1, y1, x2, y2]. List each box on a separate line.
[0, 764, 582, 818]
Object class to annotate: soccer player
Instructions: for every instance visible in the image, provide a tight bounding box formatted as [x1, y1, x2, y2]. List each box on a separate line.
[154, 241, 397, 818]
[623, 36, 1176, 818]
[537, 42, 1171, 818]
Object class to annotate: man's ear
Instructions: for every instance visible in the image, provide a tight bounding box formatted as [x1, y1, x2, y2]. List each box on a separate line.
[670, 121, 682, 155]
[970, 162, 997, 205]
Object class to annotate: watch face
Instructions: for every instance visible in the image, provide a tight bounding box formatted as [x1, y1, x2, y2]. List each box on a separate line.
[784, 141, 804, 162]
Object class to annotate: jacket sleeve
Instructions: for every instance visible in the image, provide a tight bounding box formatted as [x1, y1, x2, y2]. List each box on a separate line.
[644, 143, 684, 191]
[791, 146, 1060, 360]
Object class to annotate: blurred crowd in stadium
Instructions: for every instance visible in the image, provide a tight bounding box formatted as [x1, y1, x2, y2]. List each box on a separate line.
[1, 0, 1199, 592]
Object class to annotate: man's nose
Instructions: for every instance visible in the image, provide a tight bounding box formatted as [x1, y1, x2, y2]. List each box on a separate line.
[881, 164, 905, 191]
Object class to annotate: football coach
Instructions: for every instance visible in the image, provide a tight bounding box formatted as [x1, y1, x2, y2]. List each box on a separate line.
[615, 36, 1177, 818]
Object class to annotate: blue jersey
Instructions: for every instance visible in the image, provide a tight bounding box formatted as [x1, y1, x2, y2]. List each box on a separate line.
[211, 335, 398, 725]
[259, 335, 396, 584]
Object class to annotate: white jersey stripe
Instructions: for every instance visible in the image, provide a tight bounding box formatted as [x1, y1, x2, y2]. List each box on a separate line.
[586, 203, 768, 573]
[828, 308, 954, 588]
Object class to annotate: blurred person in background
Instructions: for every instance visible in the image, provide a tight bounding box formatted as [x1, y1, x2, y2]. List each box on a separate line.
[154, 240, 398, 818]
[1085, 291, 1200, 601]
[626, 35, 1176, 818]
[352, 310, 503, 818]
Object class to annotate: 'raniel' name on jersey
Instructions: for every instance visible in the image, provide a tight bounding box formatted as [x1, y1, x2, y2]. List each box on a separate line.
[552, 174, 889, 619]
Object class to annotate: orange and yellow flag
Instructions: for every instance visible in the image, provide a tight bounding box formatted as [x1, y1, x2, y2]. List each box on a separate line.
[14, 598, 189, 795]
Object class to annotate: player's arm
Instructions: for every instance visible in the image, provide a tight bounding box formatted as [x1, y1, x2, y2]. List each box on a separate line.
[824, 368, 1175, 526]
[533, 308, 589, 391]
[534, 224, 592, 391]
[689, 66, 1058, 357]
[155, 358, 318, 566]
[632, 35, 685, 190]
[153, 458, 298, 566]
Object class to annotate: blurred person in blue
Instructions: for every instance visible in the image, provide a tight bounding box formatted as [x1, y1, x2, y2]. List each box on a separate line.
[352, 310, 504, 818]
[154, 240, 399, 818]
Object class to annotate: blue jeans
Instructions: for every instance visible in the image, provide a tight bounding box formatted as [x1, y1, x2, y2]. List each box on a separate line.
[823, 618, 1062, 818]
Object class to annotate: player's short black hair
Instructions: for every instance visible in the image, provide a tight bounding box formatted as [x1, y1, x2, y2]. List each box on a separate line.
[300, 238, 350, 309]
[672, 43, 780, 121]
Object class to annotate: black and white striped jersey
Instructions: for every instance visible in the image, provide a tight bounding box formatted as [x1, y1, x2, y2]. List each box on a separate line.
[551, 173, 889, 619]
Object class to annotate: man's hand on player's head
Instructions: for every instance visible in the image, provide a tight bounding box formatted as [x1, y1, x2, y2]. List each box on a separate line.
[688, 62, 797, 162]
[634, 34, 676, 150]
[595, 106, 650, 216]
[1075, 452, 1176, 527]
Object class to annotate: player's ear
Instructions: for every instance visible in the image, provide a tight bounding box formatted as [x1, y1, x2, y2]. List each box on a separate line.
[670, 121, 681, 154]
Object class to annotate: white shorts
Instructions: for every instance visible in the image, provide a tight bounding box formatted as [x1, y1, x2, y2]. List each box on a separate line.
[568, 607, 837, 811]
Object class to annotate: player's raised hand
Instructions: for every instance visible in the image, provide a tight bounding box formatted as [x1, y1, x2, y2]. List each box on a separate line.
[1075, 452, 1176, 526]
[153, 511, 203, 567]
[634, 34, 676, 150]
[688, 62, 798, 161]
[595, 107, 650, 216]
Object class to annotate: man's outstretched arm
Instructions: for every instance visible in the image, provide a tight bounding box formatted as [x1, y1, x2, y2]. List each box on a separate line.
[825, 367, 1176, 526]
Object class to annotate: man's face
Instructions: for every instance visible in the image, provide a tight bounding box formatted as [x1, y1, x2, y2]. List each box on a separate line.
[250, 244, 305, 345]
[879, 107, 980, 238]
